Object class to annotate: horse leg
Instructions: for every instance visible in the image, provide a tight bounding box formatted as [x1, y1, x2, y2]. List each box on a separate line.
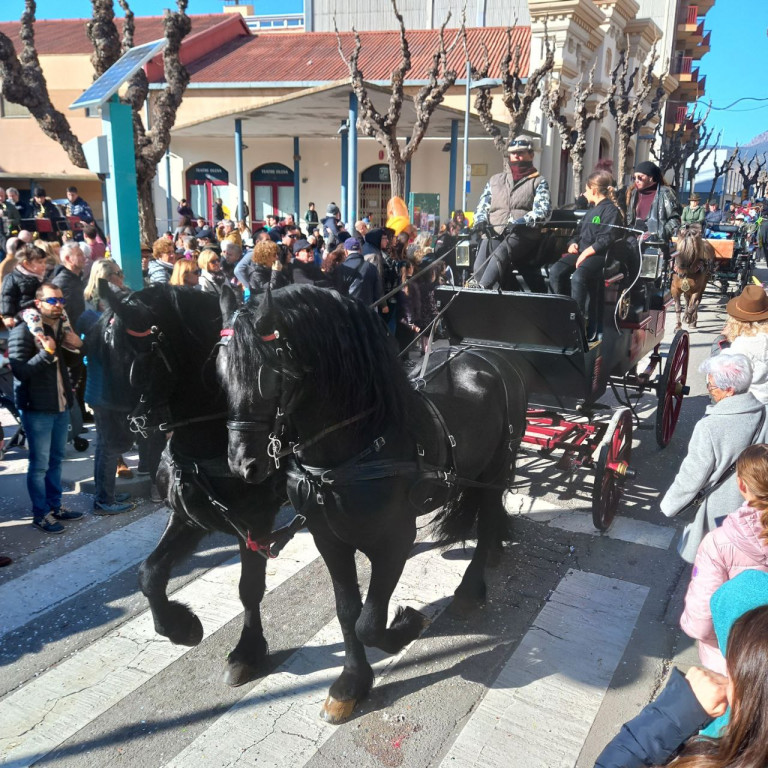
[672, 288, 682, 330]
[311, 525, 374, 725]
[223, 539, 270, 687]
[355, 518, 427, 656]
[450, 487, 501, 617]
[138, 512, 207, 646]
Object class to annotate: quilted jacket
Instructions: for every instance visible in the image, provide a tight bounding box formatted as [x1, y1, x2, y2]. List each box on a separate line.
[681, 504, 768, 674]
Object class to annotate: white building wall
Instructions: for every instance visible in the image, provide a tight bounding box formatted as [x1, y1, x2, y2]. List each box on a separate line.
[153, 134, 503, 230]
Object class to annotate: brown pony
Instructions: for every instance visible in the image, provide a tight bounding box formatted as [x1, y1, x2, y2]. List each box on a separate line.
[671, 223, 715, 329]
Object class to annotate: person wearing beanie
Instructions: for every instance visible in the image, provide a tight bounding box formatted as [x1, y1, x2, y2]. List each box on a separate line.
[322, 203, 342, 250]
[624, 160, 681, 246]
[470, 135, 551, 291]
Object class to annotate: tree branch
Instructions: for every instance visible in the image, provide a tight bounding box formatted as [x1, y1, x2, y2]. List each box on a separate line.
[0, 0, 87, 167]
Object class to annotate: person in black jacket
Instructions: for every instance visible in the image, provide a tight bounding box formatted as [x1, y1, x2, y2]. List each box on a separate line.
[51, 242, 86, 331]
[9, 282, 84, 534]
[343, 238, 380, 306]
[290, 239, 329, 286]
[1, 243, 46, 328]
[549, 170, 623, 322]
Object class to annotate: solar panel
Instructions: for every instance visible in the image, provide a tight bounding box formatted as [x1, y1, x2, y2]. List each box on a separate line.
[69, 38, 167, 111]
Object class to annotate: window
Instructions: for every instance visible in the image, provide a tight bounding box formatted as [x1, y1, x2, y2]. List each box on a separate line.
[0, 97, 31, 118]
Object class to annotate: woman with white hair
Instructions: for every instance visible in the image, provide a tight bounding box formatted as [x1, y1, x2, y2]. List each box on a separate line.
[661, 352, 768, 562]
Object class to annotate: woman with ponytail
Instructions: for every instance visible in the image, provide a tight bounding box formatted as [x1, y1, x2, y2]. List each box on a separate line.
[680, 443, 768, 674]
[549, 169, 623, 323]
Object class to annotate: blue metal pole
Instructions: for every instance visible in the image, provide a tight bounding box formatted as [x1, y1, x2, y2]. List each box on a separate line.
[165, 150, 173, 231]
[448, 119, 459, 216]
[102, 95, 142, 289]
[405, 155, 411, 202]
[347, 92, 358, 226]
[340, 129, 348, 225]
[235, 118, 244, 221]
[293, 136, 300, 221]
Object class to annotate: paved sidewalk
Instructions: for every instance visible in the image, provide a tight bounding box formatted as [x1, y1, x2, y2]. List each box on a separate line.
[0, 413, 164, 580]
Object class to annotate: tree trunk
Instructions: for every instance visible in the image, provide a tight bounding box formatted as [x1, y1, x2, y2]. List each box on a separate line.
[389, 158, 406, 201]
[617, 134, 629, 187]
[137, 174, 158, 247]
[572, 157, 584, 200]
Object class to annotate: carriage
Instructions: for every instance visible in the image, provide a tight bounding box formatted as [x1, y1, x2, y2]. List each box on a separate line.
[705, 222, 755, 296]
[434, 212, 690, 531]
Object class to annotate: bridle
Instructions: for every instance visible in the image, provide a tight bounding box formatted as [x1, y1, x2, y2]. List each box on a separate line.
[224, 318, 376, 474]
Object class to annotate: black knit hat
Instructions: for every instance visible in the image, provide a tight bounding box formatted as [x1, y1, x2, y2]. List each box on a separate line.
[634, 161, 662, 183]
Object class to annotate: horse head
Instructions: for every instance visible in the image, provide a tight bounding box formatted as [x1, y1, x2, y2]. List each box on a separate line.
[224, 288, 294, 484]
[675, 223, 704, 273]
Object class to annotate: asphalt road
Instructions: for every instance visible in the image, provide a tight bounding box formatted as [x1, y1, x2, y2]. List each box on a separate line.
[0, 275, 759, 768]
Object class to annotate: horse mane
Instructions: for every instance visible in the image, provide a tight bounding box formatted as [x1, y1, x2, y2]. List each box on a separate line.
[676, 226, 703, 271]
[229, 285, 412, 435]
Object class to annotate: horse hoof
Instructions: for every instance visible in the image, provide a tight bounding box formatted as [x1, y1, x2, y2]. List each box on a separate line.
[222, 660, 260, 687]
[447, 593, 484, 619]
[320, 695, 356, 724]
[163, 602, 204, 646]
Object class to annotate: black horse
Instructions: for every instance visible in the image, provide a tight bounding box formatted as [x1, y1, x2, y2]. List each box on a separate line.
[100, 284, 287, 685]
[222, 284, 528, 722]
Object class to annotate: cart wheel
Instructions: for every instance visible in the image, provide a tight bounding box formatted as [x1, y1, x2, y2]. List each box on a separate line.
[655, 329, 689, 448]
[592, 408, 633, 531]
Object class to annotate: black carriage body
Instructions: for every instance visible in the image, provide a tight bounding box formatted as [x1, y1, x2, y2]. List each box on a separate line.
[435, 284, 668, 411]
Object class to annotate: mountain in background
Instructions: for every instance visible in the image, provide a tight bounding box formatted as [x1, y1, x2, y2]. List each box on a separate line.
[724, 130, 768, 156]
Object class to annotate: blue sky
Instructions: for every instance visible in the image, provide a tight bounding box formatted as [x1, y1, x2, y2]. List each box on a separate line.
[1, 0, 765, 146]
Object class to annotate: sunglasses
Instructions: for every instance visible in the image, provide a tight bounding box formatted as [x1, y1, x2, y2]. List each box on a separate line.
[508, 140, 531, 148]
[633, 174, 650, 180]
[209, 258, 220, 264]
[41, 297, 66, 306]
[287, 234, 298, 239]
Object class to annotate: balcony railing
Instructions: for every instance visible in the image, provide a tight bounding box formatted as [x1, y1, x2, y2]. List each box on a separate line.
[674, 56, 693, 75]
[685, 5, 698, 24]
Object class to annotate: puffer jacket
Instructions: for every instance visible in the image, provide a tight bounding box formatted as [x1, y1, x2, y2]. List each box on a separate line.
[9, 320, 74, 412]
[680, 504, 768, 674]
[660, 392, 768, 563]
[723, 334, 768, 404]
[147, 259, 174, 285]
[1, 266, 41, 320]
[50, 263, 86, 329]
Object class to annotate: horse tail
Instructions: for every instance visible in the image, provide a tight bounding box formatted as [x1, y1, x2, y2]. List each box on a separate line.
[432, 490, 476, 545]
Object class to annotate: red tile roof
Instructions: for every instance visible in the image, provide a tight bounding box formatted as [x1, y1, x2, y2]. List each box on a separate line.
[179, 26, 530, 84]
[0, 14, 229, 55]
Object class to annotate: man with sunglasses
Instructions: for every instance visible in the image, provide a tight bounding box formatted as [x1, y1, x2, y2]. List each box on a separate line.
[9, 282, 84, 533]
[470, 136, 551, 291]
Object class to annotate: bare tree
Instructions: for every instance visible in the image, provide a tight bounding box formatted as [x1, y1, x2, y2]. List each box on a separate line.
[0, 0, 191, 245]
[606, 41, 667, 183]
[471, 24, 554, 157]
[685, 122, 718, 196]
[540, 63, 609, 196]
[334, 0, 464, 199]
[650, 106, 711, 192]
[735, 152, 767, 201]
[705, 146, 738, 204]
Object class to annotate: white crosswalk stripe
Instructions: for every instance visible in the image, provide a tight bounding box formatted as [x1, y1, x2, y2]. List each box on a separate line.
[0, 531, 319, 767]
[504, 491, 676, 549]
[1, 497, 673, 768]
[439, 570, 649, 768]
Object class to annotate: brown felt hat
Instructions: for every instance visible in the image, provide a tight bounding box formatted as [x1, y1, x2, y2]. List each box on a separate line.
[726, 284, 768, 322]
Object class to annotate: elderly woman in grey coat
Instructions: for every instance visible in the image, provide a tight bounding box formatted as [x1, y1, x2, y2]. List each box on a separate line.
[661, 353, 768, 562]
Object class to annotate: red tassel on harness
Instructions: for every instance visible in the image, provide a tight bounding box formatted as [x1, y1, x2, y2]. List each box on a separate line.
[246, 531, 275, 558]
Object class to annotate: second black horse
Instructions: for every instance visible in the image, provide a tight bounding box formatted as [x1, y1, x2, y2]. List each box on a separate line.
[222, 284, 529, 722]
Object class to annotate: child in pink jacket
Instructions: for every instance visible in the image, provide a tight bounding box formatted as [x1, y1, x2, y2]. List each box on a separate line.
[680, 443, 768, 674]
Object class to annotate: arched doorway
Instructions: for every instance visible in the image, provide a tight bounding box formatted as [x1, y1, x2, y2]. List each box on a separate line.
[360, 164, 391, 227]
[251, 163, 294, 224]
[185, 162, 228, 223]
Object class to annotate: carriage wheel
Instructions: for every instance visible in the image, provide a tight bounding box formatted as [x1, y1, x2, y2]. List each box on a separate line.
[592, 408, 633, 532]
[655, 330, 689, 448]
